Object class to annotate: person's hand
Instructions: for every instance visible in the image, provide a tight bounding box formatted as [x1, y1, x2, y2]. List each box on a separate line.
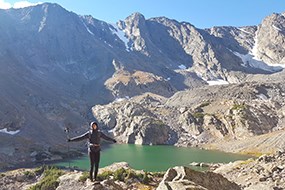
[113, 139, 117, 143]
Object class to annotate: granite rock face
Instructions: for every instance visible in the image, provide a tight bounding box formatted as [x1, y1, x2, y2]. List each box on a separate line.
[157, 166, 241, 190]
[253, 12, 285, 65]
[93, 98, 172, 145]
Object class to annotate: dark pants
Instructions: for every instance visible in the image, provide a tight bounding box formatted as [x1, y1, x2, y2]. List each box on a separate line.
[89, 151, 100, 181]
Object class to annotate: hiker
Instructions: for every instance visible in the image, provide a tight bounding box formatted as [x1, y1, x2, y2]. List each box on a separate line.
[68, 121, 116, 181]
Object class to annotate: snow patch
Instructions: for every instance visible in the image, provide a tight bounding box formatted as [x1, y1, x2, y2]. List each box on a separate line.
[104, 41, 113, 48]
[108, 128, 115, 133]
[272, 24, 282, 32]
[165, 77, 171, 81]
[178, 64, 187, 69]
[233, 51, 284, 72]
[114, 96, 130, 102]
[206, 79, 229, 86]
[257, 93, 268, 100]
[238, 27, 253, 35]
[82, 21, 94, 35]
[251, 33, 260, 60]
[0, 128, 20, 135]
[110, 24, 130, 52]
[38, 4, 48, 32]
[114, 97, 126, 102]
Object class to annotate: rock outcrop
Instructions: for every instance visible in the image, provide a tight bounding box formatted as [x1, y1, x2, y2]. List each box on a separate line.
[215, 150, 285, 190]
[93, 94, 172, 145]
[157, 166, 240, 190]
[94, 81, 285, 151]
[253, 12, 285, 64]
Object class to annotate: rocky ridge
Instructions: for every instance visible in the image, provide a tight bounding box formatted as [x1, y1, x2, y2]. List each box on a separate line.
[93, 80, 285, 153]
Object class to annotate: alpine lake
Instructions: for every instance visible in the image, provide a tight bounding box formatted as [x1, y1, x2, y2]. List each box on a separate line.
[54, 144, 252, 172]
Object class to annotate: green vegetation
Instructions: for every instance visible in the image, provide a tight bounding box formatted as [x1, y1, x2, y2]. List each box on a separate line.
[192, 112, 205, 119]
[78, 171, 89, 182]
[34, 166, 45, 175]
[231, 104, 247, 111]
[142, 171, 150, 184]
[151, 172, 165, 178]
[199, 101, 211, 108]
[239, 158, 254, 165]
[113, 168, 126, 181]
[28, 166, 64, 190]
[23, 170, 36, 179]
[95, 168, 152, 184]
[151, 119, 166, 127]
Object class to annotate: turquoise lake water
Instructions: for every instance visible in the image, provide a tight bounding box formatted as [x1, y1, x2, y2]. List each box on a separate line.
[55, 144, 252, 172]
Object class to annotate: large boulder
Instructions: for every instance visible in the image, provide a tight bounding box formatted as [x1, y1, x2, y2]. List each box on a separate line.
[157, 166, 241, 190]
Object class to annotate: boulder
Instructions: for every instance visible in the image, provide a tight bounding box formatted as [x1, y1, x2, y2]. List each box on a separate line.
[157, 166, 241, 190]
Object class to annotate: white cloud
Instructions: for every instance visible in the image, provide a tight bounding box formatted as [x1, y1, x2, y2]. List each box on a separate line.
[13, 1, 42, 9]
[0, 0, 42, 9]
[0, 0, 12, 9]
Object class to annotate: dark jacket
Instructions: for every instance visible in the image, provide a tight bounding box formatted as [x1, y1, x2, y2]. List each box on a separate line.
[69, 128, 115, 153]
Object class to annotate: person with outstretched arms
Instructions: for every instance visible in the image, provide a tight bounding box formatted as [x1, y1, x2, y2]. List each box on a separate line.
[68, 121, 116, 181]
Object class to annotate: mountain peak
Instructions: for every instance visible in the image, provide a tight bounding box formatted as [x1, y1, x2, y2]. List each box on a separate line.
[126, 12, 145, 22]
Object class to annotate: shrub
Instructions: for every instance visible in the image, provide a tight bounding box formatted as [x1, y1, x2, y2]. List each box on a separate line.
[97, 169, 153, 184]
[78, 171, 89, 182]
[97, 170, 113, 181]
[29, 166, 64, 190]
[113, 168, 126, 181]
[34, 166, 44, 176]
[142, 171, 150, 184]
[231, 104, 247, 111]
[151, 120, 166, 127]
[193, 112, 205, 119]
[23, 171, 36, 179]
[199, 102, 210, 108]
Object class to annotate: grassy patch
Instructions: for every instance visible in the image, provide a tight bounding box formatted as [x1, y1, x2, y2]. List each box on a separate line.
[199, 102, 211, 108]
[114, 168, 126, 181]
[78, 171, 89, 182]
[23, 170, 36, 179]
[192, 112, 205, 119]
[231, 104, 247, 111]
[34, 166, 45, 176]
[151, 120, 166, 127]
[28, 166, 64, 190]
[239, 158, 255, 165]
[240, 151, 264, 157]
[97, 169, 152, 184]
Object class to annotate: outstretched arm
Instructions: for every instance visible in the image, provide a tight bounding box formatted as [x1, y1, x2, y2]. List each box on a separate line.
[100, 132, 116, 143]
[68, 132, 89, 142]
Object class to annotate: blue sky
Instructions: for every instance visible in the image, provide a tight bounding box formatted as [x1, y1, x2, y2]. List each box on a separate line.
[1, 0, 285, 28]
